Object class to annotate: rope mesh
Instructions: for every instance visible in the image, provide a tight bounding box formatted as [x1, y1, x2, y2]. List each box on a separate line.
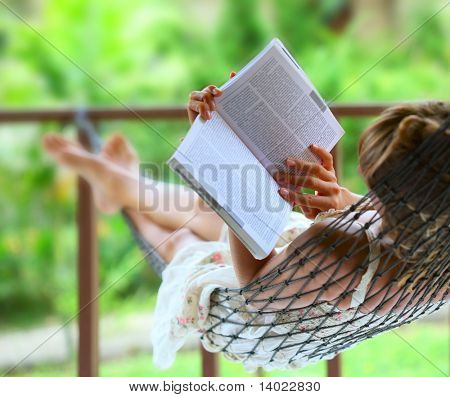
[74, 108, 449, 369]
[201, 117, 449, 368]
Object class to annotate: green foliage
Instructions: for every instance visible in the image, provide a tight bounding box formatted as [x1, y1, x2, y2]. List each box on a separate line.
[216, 0, 269, 65]
[0, 0, 448, 328]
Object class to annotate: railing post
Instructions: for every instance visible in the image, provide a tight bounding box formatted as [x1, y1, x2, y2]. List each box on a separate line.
[327, 355, 342, 377]
[327, 121, 343, 377]
[77, 129, 99, 377]
[201, 347, 219, 377]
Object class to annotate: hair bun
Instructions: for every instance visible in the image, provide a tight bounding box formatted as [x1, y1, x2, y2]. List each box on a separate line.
[395, 114, 441, 149]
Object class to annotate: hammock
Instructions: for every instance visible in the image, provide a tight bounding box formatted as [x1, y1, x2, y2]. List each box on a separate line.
[202, 115, 449, 368]
[75, 111, 449, 369]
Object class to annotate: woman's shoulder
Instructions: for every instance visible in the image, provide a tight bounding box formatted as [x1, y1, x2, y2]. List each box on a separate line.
[286, 210, 372, 269]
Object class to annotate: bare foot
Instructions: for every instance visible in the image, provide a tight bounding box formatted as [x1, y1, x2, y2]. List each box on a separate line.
[101, 133, 139, 172]
[96, 133, 140, 212]
[43, 134, 134, 214]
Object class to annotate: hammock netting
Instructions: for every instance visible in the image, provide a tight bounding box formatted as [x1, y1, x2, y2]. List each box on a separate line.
[76, 111, 449, 369]
[198, 117, 449, 368]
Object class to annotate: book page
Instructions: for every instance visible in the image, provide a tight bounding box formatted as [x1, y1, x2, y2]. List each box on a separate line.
[216, 39, 344, 172]
[169, 113, 291, 258]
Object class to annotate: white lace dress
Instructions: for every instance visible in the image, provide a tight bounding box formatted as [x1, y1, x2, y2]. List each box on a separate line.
[151, 210, 439, 371]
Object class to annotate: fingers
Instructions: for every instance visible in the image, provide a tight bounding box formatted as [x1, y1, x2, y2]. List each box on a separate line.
[188, 85, 222, 120]
[275, 172, 340, 195]
[309, 145, 333, 171]
[206, 84, 222, 97]
[301, 206, 320, 219]
[188, 91, 213, 120]
[189, 100, 211, 120]
[203, 91, 216, 112]
[278, 188, 336, 211]
[285, 157, 335, 182]
[229, 71, 236, 79]
[189, 91, 204, 101]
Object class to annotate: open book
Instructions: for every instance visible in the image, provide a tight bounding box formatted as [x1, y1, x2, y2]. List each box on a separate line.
[168, 38, 344, 259]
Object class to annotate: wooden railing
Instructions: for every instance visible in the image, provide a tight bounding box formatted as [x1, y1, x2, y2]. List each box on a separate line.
[0, 103, 391, 377]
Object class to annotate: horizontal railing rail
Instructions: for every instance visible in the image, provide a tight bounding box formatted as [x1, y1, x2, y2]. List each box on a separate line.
[0, 103, 393, 377]
[0, 103, 391, 123]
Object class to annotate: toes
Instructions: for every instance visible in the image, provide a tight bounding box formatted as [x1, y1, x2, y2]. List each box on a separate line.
[110, 133, 127, 147]
[103, 133, 123, 156]
[116, 134, 138, 161]
[111, 134, 131, 159]
[43, 133, 65, 153]
[103, 132, 138, 165]
[42, 133, 57, 148]
[43, 133, 80, 154]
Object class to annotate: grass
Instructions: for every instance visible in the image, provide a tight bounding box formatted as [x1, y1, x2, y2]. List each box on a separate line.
[10, 322, 449, 377]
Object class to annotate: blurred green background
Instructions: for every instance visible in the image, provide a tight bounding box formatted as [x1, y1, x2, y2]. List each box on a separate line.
[0, 0, 448, 376]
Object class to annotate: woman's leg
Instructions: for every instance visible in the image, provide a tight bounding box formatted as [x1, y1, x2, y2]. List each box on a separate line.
[45, 133, 204, 262]
[101, 135, 203, 262]
[125, 209, 202, 262]
[43, 133, 224, 241]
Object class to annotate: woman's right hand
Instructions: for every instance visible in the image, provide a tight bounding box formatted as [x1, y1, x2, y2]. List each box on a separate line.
[187, 72, 236, 124]
[275, 145, 360, 219]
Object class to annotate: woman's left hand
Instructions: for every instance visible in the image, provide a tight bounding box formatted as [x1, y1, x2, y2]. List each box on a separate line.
[275, 145, 357, 219]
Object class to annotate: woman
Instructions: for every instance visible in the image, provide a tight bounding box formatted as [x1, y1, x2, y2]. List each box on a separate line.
[43, 91, 449, 370]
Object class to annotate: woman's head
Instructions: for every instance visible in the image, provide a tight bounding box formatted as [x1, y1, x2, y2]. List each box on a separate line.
[358, 102, 449, 187]
[358, 101, 449, 265]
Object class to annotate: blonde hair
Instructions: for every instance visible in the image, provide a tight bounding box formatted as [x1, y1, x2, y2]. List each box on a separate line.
[358, 102, 449, 278]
